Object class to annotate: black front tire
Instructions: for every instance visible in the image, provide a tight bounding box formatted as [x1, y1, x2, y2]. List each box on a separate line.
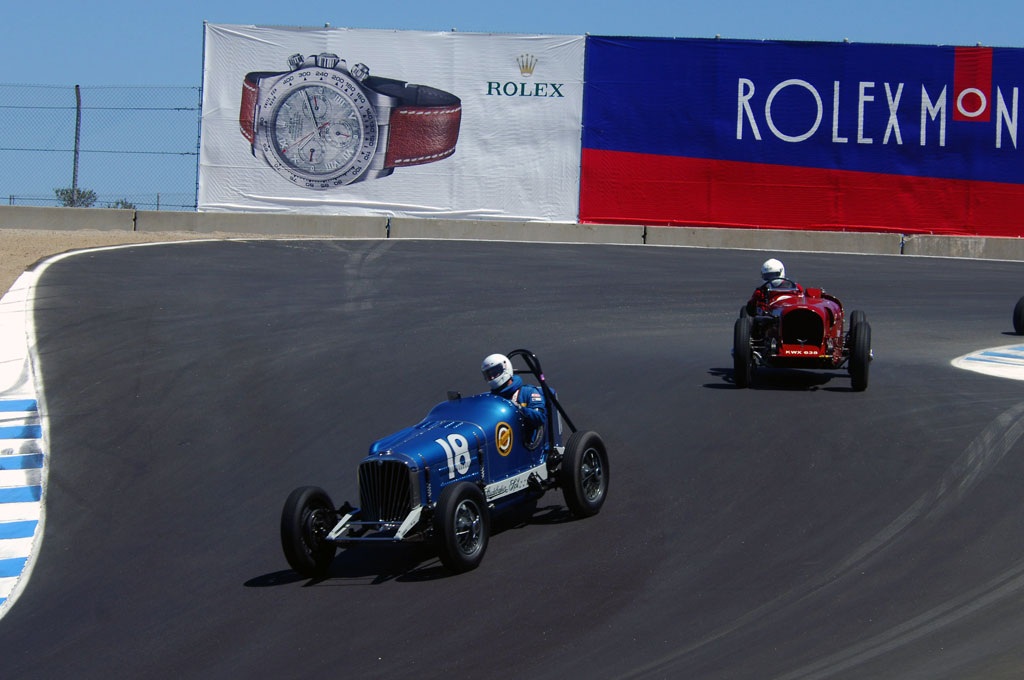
[849, 321, 872, 392]
[1013, 297, 1024, 335]
[848, 309, 866, 332]
[733, 316, 753, 388]
[560, 430, 609, 517]
[281, 486, 338, 578]
[434, 482, 490, 573]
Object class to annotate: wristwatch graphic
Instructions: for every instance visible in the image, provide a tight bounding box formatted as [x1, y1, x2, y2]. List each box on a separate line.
[239, 52, 461, 189]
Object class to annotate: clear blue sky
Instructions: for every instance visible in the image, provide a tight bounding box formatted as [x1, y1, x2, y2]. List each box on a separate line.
[4, 0, 1023, 86]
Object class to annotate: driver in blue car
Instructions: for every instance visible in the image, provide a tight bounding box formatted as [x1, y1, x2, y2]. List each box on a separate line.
[745, 257, 803, 315]
[481, 353, 546, 432]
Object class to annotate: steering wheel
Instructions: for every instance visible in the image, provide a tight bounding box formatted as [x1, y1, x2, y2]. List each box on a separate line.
[765, 277, 799, 289]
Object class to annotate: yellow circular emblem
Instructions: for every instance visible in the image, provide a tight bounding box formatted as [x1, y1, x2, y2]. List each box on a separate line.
[496, 422, 513, 456]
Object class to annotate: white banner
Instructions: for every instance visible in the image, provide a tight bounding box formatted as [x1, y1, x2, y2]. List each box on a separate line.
[199, 24, 584, 221]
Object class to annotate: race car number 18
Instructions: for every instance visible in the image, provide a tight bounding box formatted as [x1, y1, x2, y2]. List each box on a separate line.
[437, 434, 471, 479]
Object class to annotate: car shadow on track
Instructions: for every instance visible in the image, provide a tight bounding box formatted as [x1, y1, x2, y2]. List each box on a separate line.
[706, 367, 858, 392]
[243, 501, 576, 587]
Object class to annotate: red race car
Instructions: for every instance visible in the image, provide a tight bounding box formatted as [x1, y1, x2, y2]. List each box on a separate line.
[733, 278, 872, 391]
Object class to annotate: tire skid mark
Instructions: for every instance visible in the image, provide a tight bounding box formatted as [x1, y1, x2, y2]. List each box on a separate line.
[622, 401, 1024, 679]
[825, 400, 1024, 584]
[775, 561, 1024, 680]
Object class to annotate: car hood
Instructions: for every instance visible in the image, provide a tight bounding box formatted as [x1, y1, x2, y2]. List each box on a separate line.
[366, 393, 515, 464]
[771, 291, 841, 318]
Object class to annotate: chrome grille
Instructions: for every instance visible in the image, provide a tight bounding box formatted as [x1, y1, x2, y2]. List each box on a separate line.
[358, 459, 414, 523]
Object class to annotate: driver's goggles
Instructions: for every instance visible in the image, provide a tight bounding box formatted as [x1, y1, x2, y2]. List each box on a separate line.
[483, 365, 506, 380]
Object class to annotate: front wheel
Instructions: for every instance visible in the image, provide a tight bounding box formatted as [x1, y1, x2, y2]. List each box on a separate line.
[1013, 296, 1024, 335]
[733, 316, 753, 388]
[560, 430, 609, 517]
[281, 486, 338, 578]
[848, 309, 866, 332]
[434, 482, 490, 573]
[849, 321, 872, 392]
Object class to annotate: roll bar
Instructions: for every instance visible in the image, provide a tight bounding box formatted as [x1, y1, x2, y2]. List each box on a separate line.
[506, 348, 577, 450]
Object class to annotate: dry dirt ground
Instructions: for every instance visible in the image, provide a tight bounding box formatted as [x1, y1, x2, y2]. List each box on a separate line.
[0, 229, 296, 296]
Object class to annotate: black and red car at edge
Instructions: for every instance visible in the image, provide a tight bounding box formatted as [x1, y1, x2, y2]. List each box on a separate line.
[732, 279, 873, 391]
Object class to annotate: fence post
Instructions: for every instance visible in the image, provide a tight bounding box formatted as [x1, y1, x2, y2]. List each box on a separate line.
[72, 85, 82, 207]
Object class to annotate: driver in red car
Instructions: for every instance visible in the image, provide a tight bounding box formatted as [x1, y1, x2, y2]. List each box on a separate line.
[745, 258, 804, 315]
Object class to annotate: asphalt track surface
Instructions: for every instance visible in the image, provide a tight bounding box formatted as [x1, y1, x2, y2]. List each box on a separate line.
[2, 239, 1024, 679]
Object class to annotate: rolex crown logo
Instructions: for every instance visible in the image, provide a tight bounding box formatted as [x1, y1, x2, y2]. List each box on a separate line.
[516, 54, 537, 77]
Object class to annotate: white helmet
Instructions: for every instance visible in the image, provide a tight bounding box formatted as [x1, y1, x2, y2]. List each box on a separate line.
[481, 353, 513, 390]
[761, 258, 785, 282]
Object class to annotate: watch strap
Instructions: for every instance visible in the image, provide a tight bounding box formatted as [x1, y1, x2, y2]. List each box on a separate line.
[365, 77, 462, 168]
[240, 71, 279, 146]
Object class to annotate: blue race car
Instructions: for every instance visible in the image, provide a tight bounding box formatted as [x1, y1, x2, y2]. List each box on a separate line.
[280, 349, 609, 575]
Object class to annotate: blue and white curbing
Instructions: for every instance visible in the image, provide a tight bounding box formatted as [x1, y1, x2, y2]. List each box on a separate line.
[0, 265, 47, 618]
[952, 344, 1024, 381]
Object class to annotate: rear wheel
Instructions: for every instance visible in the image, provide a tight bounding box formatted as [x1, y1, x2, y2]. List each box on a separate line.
[434, 482, 489, 573]
[849, 321, 872, 392]
[1013, 297, 1024, 335]
[733, 316, 753, 388]
[281, 486, 338, 578]
[560, 430, 609, 517]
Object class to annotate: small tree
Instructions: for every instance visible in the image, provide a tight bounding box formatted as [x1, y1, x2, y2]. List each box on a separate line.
[107, 198, 136, 210]
[55, 187, 97, 208]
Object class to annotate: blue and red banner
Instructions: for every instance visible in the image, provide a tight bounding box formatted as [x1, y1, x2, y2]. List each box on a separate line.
[580, 37, 1024, 236]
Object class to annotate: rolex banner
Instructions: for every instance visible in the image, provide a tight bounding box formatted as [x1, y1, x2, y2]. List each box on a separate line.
[580, 36, 1024, 237]
[201, 26, 1024, 236]
[200, 24, 585, 221]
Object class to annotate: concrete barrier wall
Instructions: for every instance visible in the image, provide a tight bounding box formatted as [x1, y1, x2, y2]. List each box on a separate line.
[902, 234, 1024, 260]
[134, 210, 388, 238]
[0, 205, 135, 232]
[646, 225, 903, 255]
[3, 205, 1024, 261]
[390, 218, 644, 245]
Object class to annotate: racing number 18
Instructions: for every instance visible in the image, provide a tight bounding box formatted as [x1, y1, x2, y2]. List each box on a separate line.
[437, 434, 472, 480]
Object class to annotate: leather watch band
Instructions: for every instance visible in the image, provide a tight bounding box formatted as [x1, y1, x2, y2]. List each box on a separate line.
[240, 71, 278, 146]
[363, 77, 462, 168]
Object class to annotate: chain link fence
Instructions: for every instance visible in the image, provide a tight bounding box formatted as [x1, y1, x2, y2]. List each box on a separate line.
[0, 84, 201, 211]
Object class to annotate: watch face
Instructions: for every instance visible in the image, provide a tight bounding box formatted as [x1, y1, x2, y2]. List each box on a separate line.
[258, 68, 379, 188]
